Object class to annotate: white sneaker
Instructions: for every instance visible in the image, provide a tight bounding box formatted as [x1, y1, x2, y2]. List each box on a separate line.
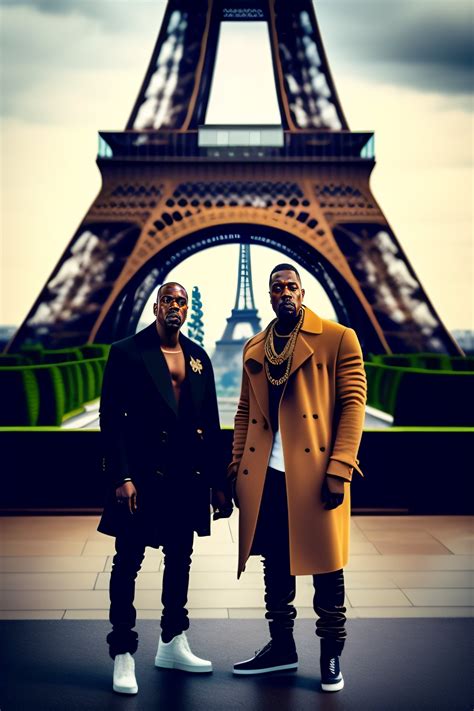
[113, 652, 138, 694]
[155, 632, 212, 673]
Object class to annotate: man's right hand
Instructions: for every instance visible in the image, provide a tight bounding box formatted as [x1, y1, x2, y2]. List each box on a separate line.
[227, 464, 240, 509]
[228, 463, 238, 477]
[115, 481, 138, 514]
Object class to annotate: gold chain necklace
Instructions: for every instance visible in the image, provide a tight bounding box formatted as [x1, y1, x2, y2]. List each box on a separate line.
[264, 308, 304, 385]
[264, 358, 293, 386]
[264, 308, 304, 366]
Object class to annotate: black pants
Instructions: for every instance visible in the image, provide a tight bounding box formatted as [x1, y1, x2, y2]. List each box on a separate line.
[106, 527, 194, 658]
[255, 467, 347, 657]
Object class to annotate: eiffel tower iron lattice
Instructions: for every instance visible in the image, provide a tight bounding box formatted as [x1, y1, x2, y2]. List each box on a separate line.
[8, 0, 462, 355]
[212, 244, 261, 395]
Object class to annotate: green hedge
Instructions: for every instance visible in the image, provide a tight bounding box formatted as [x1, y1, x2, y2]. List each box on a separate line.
[55, 361, 83, 413]
[0, 344, 111, 427]
[18, 345, 44, 363]
[34, 365, 66, 426]
[42, 348, 83, 364]
[365, 363, 474, 426]
[368, 353, 474, 372]
[394, 369, 474, 426]
[0, 354, 33, 366]
[449, 357, 474, 372]
[78, 344, 111, 359]
[0, 368, 40, 426]
[0, 357, 107, 426]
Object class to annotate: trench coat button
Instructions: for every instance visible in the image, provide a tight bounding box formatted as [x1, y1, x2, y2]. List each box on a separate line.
[243, 468, 249, 475]
[313, 414, 318, 419]
[303, 414, 307, 418]
[320, 446, 326, 452]
[196, 428, 203, 434]
[251, 419, 257, 424]
[317, 363, 322, 370]
[123, 411, 128, 417]
[305, 448, 310, 453]
[155, 469, 164, 477]
[194, 470, 201, 478]
[250, 447, 255, 452]
[160, 430, 168, 443]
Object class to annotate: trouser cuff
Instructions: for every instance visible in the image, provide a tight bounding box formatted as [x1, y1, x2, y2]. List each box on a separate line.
[107, 629, 139, 659]
[161, 612, 190, 642]
[320, 637, 345, 658]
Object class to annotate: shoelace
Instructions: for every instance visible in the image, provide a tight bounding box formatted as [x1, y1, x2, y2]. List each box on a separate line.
[116, 655, 133, 673]
[329, 658, 336, 674]
[255, 641, 272, 656]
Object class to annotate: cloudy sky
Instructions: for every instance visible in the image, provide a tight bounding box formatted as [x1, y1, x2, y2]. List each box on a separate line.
[1, 0, 472, 352]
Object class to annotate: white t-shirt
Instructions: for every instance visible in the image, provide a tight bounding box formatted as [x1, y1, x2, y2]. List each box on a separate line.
[268, 429, 285, 471]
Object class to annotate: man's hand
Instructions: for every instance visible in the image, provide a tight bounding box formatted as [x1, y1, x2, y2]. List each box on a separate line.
[115, 481, 138, 514]
[212, 488, 233, 520]
[321, 475, 345, 511]
[227, 463, 240, 509]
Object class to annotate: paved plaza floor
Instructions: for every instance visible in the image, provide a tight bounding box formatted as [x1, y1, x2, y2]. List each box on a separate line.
[0, 514, 472, 620]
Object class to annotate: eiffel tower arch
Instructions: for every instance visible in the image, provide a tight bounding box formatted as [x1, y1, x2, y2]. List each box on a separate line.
[8, 0, 462, 355]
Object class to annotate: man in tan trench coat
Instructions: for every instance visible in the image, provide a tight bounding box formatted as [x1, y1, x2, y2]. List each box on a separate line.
[229, 263, 366, 692]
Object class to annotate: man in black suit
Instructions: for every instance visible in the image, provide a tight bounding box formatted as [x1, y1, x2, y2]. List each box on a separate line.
[98, 282, 232, 695]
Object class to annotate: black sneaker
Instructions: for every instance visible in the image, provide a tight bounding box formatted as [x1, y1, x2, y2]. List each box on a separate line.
[233, 641, 298, 675]
[320, 655, 344, 692]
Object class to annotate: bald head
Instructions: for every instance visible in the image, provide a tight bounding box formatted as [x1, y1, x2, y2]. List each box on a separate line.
[157, 282, 188, 301]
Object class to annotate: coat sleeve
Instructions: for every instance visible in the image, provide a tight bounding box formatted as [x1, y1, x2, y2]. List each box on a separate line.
[228, 363, 250, 477]
[99, 344, 130, 487]
[203, 356, 227, 490]
[326, 328, 367, 482]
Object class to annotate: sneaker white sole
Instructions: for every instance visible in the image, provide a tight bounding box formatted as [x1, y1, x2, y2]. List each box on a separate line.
[155, 658, 212, 673]
[321, 677, 344, 692]
[113, 682, 138, 694]
[233, 662, 298, 675]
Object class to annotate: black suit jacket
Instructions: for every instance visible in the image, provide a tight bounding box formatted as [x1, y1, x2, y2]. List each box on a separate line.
[97, 323, 224, 545]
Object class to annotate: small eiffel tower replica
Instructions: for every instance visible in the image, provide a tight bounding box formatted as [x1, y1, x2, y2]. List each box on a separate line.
[212, 244, 261, 395]
[8, 0, 462, 356]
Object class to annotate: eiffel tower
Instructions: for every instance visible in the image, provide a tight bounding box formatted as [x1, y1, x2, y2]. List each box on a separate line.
[212, 244, 261, 395]
[8, 0, 462, 355]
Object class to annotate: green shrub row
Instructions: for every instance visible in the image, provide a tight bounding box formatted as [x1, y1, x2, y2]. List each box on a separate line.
[365, 362, 474, 426]
[366, 352, 474, 372]
[0, 357, 107, 427]
[0, 343, 111, 366]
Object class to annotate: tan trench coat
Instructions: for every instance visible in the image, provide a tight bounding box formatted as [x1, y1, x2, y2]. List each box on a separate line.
[230, 307, 367, 577]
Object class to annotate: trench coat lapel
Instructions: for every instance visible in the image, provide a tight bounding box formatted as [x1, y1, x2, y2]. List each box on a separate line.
[289, 334, 314, 377]
[135, 323, 178, 416]
[289, 307, 323, 376]
[243, 333, 269, 422]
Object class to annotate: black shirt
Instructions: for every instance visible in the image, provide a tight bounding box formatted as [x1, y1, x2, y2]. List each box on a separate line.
[266, 333, 290, 433]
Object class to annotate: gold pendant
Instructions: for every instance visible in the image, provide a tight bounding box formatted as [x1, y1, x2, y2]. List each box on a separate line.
[190, 356, 203, 374]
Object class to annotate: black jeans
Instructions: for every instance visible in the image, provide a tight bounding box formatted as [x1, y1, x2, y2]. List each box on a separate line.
[255, 467, 347, 657]
[107, 526, 194, 658]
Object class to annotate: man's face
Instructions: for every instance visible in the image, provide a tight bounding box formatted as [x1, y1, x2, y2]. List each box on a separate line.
[153, 284, 188, 331]
[269, 269, 305, 320]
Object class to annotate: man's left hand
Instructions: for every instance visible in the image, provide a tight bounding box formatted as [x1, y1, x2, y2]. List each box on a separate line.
[212, 488, 233, 520]
[321, 474, 345, 510]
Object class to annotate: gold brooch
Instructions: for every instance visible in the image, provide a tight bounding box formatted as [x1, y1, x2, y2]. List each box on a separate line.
[190, 356, 203, 374]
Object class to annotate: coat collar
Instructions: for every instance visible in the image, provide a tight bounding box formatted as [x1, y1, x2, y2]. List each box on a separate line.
[243, 307, 323, 420]
[135, 323, 206, 417]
